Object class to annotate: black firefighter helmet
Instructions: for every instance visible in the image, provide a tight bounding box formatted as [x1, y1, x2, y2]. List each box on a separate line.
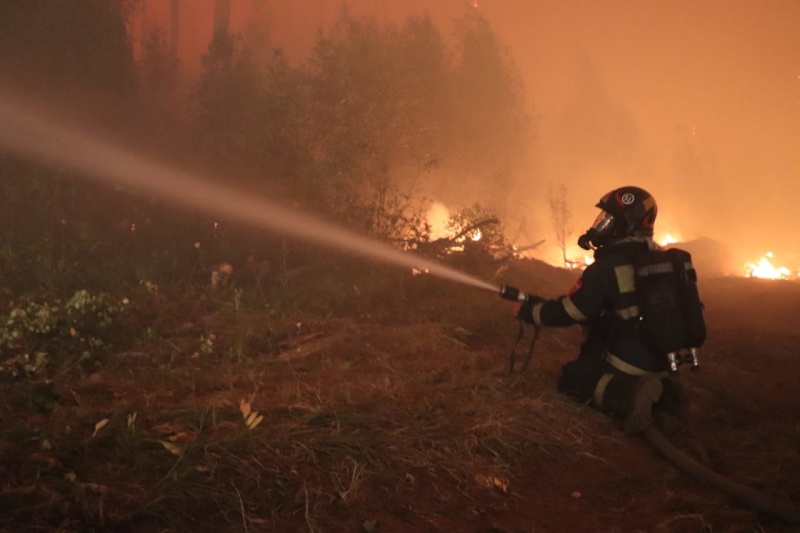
[578, 186, 657, 250]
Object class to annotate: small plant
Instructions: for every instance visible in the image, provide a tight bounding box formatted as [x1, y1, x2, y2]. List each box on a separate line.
[0, 290, 130, 378]
[332, 457, 366, 502]
[233, 287, 242, 312]
[199, 333, 216, 355]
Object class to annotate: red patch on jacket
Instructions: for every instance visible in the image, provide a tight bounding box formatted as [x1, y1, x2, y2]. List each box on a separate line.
[568, 279, 583, 296]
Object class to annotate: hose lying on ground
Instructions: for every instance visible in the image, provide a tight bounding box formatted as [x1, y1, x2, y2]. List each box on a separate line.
[643, 425, 800, 525]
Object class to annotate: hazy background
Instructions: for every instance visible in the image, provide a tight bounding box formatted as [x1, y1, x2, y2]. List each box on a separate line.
[122, 0, 800, 271]
[489, 0, 800, 270]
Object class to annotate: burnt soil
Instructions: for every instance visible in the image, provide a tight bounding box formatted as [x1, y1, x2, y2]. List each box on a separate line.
[1, 257, 799, 532]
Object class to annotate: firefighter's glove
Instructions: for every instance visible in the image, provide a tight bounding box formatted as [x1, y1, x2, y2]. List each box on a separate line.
[517, 296, 544, 325]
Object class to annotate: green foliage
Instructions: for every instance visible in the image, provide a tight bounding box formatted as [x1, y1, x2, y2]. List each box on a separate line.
[0, 290, 130, 379]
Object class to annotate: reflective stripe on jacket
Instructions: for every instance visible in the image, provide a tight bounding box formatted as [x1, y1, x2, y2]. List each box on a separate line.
[531, 238, 668, 373]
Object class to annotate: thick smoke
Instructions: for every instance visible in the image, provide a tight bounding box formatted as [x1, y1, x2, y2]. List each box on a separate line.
[108, 0, 800, 273]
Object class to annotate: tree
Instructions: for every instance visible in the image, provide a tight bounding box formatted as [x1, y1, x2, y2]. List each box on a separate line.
[0, 0, 138, 116]
[303, 13, 452, 229]
[445, 14, 532, 211]
[0, 0, 142, 294]
[548, 184, 573, 267]
[193, 30, 266, 176]
[136, 25, 185, 139]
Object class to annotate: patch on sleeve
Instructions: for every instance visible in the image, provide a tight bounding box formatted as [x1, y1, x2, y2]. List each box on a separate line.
[568, 279, 583, 296]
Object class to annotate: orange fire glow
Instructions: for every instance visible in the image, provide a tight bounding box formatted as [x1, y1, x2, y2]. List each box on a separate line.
[563, 230, 679, 271]
[424, 202, 482, 251]
[564, 248, 594, 270]
[658, 233, 679, 246]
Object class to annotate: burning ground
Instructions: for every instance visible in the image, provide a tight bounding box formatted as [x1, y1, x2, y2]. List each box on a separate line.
[1, 253, 799, 532]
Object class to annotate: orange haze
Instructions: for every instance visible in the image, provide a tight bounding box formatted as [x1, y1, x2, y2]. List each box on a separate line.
[129, 0, 800, 274]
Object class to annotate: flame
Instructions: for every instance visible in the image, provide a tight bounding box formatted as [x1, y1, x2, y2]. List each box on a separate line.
[427, 202, 451, 241]
[659, 233, 679, 246]
[560, 230, 679, 270]
[411, 202, 483, 273]
[424, 201, 482, 250]
[746, 252, 793, 280]
[561, 243, 595, 270]
[564, 251, 594, 270]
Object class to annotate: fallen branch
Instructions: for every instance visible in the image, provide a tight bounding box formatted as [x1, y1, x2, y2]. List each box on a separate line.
[277, 331, 328, 352]
[414, 217, 502, 256]
[447, 217, 499, 243]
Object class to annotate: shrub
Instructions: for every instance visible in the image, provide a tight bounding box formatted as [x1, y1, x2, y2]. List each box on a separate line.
[0, 290, 129, 378]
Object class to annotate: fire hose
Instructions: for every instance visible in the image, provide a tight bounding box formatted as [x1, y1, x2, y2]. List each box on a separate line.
[498, 284, 800, 525]
[499, 285, 541, 373]
[643, 425, 800, 524]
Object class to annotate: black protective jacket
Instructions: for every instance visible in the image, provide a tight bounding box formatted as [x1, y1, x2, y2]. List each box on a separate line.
[529, 238, 668, 374]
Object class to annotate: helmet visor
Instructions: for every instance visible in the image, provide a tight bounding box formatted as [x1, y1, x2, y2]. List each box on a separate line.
[591, 210, 616, 237]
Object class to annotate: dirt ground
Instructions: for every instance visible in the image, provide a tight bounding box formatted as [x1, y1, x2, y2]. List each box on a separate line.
[1, 257, 799, 532]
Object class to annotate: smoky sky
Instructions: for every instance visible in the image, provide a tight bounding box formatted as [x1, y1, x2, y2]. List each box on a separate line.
[134, 0, 799, 270]
[482, 0, 800, 269]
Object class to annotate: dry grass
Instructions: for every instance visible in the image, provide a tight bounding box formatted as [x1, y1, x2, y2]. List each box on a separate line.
[1, 259, 799, 532]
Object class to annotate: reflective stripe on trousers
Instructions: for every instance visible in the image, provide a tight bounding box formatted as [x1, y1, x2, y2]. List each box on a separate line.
[592, 353, 669, 409]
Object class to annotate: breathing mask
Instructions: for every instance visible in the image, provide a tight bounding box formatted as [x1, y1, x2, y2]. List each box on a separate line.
[577, 210, 616, 250]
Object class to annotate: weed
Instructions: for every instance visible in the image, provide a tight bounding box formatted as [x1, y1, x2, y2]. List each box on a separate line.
[0, 290, 129, 379]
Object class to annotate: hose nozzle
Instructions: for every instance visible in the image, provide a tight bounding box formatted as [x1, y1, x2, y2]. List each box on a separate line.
[499, 285, 530, 303]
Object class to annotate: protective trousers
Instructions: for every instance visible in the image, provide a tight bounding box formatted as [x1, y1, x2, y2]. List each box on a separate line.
[593, 371, 664, 433]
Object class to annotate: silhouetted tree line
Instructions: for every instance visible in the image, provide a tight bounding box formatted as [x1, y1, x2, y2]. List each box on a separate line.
[0, 1, 531, 297]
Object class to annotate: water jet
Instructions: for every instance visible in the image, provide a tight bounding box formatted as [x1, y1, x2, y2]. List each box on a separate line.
[0, 94, 499, 295]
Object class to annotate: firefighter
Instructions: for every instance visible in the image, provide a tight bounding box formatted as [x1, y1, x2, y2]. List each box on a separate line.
[518, 186, 684, 433]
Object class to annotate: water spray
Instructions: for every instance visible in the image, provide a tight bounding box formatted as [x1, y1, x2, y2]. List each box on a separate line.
[0, 93, 500, 295]
[0, 95, 544, 371]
